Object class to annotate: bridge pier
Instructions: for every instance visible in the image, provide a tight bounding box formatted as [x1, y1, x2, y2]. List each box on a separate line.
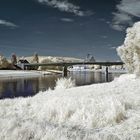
[63, 65, 68, 77]
[105, 66, 109, 82]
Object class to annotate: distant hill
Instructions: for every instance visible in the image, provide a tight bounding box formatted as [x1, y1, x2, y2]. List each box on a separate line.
[25, 56, 83, 63]
[24, 56, 83, 71]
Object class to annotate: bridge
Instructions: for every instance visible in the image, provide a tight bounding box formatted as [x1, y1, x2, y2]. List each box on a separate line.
[18, 61, 124, 82]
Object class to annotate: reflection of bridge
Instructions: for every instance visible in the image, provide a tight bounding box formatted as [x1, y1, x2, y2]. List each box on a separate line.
[18, 61, 124, 82]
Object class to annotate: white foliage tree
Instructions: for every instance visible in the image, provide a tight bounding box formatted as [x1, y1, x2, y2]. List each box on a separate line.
[117, 22, 140, 76]
[11, 53, 17, 65]
[0, 54, 10, 69]
[55, 77, 75, 90]
[32, 52, 39, 63]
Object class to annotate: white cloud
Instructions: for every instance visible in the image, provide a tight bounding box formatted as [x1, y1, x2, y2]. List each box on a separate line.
[110, 46, 117, 50]
[111, 24, 124, 31]
[60, 18, 74, 22]
[116, 0, 140, 17]
[0, 20, 17, 28]
[101, 35, 108, 39]
[37, 0, 93, 16]
[111, 0, 140, 31]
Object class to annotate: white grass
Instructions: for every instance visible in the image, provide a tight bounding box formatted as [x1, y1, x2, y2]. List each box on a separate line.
[0, 74, 140, 139]
[55, 77, 75, 90]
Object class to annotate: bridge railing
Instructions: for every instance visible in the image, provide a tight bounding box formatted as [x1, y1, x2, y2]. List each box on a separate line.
[23, 61, 124, 67]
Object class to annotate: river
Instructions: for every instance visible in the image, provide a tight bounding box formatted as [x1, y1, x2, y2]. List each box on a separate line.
[0, 71, 123, 99]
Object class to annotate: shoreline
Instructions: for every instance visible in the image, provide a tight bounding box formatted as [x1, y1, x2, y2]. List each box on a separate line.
[0, 69, 126, 79]
[0, 70, 62, 79]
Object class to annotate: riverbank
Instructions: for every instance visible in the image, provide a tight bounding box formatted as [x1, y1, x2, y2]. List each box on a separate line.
[0, 70, 62, 78]
[0, 74, 140, 139]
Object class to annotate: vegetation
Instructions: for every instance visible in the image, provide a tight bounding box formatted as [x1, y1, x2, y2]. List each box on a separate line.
[0, 54, 12, 69]
[39, 59, 63, 71]
[11, 53, 17, 65]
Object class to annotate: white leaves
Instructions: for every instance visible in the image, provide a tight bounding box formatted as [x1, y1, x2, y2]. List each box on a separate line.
[117, 22, 140, 76]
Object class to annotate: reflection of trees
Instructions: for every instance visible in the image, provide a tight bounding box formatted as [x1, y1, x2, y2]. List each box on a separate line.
[0, 79, 18, 98]
[0, 81, 5, 97]
[0, 78, 40, 99]
[38, 75, 60, 91]
[18, 78, 39, 96]
[31, 78, 39, 93]
[12, 81, 18, 96]
[0, 76, 60, 99]
[94, 72, 104, 83]
[70, 71, 106, 86]
[0, 75, 63, 99]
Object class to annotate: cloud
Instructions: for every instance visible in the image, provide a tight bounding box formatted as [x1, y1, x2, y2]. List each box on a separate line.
[116, 0, 140, 17]
[109, 46, 117, 50]
[111, 24, 124, 31]
[37, 0, 93, 16]
[60, 18, 74, 22]
[111, 0, 140, 31]
[0, 20, 18, 28]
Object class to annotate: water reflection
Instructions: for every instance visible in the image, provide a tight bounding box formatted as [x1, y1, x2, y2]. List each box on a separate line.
[0, 72, 122, 99]
[0, 75, 60, 99]
[69, 71, 121, 86]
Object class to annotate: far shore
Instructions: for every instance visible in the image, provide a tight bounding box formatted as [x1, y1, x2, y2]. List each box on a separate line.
[0, 70, 62, 79]
[0, 68, 127, 79]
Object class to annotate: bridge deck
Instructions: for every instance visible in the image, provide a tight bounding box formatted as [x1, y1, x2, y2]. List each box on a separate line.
[23, 62, 124, 67]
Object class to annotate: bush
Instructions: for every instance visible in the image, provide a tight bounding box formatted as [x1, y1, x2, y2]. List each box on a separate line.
[0, 55, 11, 69]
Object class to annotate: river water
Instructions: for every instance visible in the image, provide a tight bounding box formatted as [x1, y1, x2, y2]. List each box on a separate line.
[0, 71, 122, 99]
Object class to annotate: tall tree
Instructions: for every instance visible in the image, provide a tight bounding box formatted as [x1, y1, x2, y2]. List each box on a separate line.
[11, 53, 17, 65]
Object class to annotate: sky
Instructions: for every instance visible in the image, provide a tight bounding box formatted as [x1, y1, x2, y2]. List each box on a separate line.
[0, 0, 140, 61]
